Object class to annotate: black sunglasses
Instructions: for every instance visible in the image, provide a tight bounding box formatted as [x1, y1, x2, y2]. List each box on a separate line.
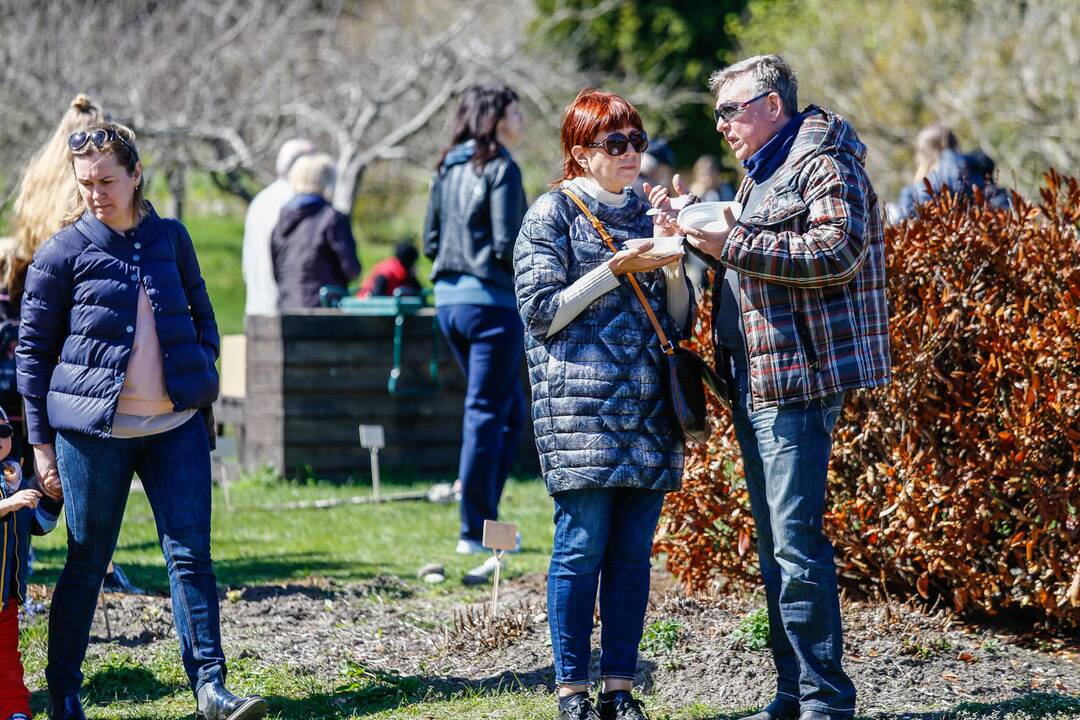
[0, 424, 12, 439]
[68, 128, 139, 161]
[583, 129, 649, 157]
[713, 91, 771, 124]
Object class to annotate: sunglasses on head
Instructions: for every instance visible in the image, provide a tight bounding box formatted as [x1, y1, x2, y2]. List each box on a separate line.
[583, 129, 649, 157]
[713, 91, 772, 124]
[68, 128, 139, 161]
[0, 424, 12, 439]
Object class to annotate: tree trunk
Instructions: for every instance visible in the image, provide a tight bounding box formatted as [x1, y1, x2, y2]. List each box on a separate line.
[164, 165, 186, 220]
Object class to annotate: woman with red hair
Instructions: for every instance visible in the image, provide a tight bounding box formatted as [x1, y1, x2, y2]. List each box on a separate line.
[514, 90, 691, 720]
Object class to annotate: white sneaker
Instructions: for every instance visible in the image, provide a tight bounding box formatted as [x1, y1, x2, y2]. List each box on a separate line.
[462, 555, 502, 586]
[455, 532, 521, 555]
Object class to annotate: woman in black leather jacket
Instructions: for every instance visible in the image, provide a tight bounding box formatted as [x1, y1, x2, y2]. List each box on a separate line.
[423, 85, 527, 568]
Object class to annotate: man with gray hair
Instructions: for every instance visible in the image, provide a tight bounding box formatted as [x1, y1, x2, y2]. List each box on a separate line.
[242, 138, 316, 317]
[661, 54, 890, 720]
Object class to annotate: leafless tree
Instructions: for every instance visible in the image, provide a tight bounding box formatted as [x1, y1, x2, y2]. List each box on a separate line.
[0, 0, 634, 217]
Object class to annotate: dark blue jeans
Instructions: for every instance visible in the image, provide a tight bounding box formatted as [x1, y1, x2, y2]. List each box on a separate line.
[547, 488, 666, 685]
[47, 414, 226, 697]
[730, 369, 856, 717]
[437, 304, 525, 542]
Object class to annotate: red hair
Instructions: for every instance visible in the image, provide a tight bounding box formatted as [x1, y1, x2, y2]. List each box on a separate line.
[558, 89, 644, 183]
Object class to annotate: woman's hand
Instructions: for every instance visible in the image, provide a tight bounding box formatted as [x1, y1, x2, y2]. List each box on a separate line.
[645, 173, 692, 236]
[33, 444, 63, 500]
[608, 244, 681, 276]
[0, 489, 42, 516]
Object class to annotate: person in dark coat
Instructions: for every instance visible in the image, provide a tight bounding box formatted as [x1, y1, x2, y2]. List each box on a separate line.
[515, 89, 691, 720]
[16, 122, 267, 720]
[271, 153, 360, 309]
[423, 84, 528, 566]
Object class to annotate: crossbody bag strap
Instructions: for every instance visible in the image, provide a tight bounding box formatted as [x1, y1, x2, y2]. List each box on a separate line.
[561, 188, 675, 355]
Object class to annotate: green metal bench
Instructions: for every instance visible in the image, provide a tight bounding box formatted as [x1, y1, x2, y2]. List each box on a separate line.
[319, 286, 440, 397]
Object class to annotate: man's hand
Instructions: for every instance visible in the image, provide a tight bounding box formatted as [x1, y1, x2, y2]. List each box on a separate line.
[40, 468, 63, 501]
[0, 488, 41, 516]
[608, 243, 682, 276]
[682, 206, 738, 260]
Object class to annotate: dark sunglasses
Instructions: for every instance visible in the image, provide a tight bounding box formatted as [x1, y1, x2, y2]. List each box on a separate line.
[583, 129, 649, 157]
[68, 128, 139, 161]
[0, 424, 12, 439]
[713, 91, 772, 124]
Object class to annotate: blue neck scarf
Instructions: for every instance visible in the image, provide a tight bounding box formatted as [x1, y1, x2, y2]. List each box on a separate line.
[742, 111, 807, 183]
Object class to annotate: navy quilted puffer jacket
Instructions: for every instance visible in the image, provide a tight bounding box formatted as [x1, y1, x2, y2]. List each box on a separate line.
[16, 207, 219, 445]
[514, 189, 684, 495]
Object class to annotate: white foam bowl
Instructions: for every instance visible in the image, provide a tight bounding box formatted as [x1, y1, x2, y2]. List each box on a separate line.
[677, 201, 742, 231]
[624, 236, 684, 259]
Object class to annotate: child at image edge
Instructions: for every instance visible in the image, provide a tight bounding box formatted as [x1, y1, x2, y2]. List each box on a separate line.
[0, 406, 63, 720]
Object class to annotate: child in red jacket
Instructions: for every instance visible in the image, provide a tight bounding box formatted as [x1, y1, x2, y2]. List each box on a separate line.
[0, 406, 62, 720]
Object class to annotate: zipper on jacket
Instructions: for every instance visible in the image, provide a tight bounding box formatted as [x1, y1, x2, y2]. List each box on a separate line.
[792, 308, 821, 373]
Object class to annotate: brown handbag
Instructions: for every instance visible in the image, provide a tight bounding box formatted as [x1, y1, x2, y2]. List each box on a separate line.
[562, 188, 727, 444]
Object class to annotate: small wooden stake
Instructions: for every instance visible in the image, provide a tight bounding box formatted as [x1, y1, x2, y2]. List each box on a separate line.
[358, 425, 385, 502]
[482, 520, 517, 617]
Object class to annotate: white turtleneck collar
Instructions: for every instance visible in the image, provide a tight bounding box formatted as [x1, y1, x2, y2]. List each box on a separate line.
[562, 176, 629, 208]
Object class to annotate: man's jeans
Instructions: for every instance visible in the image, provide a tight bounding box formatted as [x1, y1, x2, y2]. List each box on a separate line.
[547, 488, 665, 685]
[730, 369, 856, 717]
[47, 415, 226, 697]
[437, 304, 525, 542]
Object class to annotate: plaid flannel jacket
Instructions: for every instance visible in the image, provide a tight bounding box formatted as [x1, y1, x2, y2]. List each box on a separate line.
[717, 106, 891, 409]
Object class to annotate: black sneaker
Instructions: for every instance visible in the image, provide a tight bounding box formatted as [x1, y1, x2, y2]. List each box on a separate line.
[558, 691, 600, 720]
[598, 690, 650, 720]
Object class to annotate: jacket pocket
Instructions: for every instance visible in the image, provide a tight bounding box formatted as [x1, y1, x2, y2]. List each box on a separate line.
[791, 308, 821, 373]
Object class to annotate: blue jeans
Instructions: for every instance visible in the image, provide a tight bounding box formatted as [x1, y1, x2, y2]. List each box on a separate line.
[437, 304, 525, 542]
[47, 415, 226, 697]
[547, 488, 665, 685]
[730, 369, 856, 717]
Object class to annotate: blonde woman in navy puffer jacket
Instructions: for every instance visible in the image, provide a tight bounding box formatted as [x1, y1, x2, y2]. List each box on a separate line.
[15, 122, 267, 720]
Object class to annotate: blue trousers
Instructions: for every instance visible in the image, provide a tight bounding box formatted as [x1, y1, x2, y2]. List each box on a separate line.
[547, 488, 666, 685]
[730, 369, 856, 717]
[437, 304, 526, 542]
[47, 415, 226, 697]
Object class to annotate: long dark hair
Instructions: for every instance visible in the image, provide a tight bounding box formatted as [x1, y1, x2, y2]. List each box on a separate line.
[437, 84, 518, 171]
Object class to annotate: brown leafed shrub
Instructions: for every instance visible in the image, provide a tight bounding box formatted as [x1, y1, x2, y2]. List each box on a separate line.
[656, 170, 1080, 629]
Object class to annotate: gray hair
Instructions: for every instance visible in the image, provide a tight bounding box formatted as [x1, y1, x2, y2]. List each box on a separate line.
[708, 54, 799, 117]
[288, 152, 336, 199]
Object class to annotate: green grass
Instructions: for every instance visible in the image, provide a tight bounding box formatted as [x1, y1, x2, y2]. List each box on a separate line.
[23, 474, 1080, 719]
[30, 475, 554, 593]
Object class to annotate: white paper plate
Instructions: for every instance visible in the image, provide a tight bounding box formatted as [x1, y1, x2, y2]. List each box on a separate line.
[677, 201, 742, 231]
[624, 236, 684, 258]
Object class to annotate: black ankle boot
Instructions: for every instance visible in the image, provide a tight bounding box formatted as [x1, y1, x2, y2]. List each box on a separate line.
[47, 693, 85, 720]
[195, 683, 268, 720]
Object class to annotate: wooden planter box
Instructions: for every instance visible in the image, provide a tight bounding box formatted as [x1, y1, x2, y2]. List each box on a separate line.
[228, 310, 536, 480]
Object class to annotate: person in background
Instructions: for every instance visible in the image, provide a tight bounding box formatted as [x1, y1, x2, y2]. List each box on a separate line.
[357, 239, 422, 298]
[424, 84, 528, 578]
[667, 54, 891, 720]
[271, 153, 361, 310]
[516, 88, 691, 720]
[1, 94, 142, 597]
[689, 154, 736, 202]
[17, 121, 266, 720]
[242, 138, 315, 317]
[631, 136, 675, 201]
[896, 123, 968, 219]
[962, 149, 1012, 210]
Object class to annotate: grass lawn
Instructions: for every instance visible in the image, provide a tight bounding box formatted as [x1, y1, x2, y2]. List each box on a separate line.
[20, 474, 1080, 719]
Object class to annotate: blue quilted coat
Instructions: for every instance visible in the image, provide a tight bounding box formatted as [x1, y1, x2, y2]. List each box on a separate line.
[514, 188, 684, 495]
[16, 207, 219, 445]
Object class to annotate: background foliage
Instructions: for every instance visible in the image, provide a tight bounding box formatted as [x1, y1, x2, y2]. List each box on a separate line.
[657, 172, 1080, 629]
